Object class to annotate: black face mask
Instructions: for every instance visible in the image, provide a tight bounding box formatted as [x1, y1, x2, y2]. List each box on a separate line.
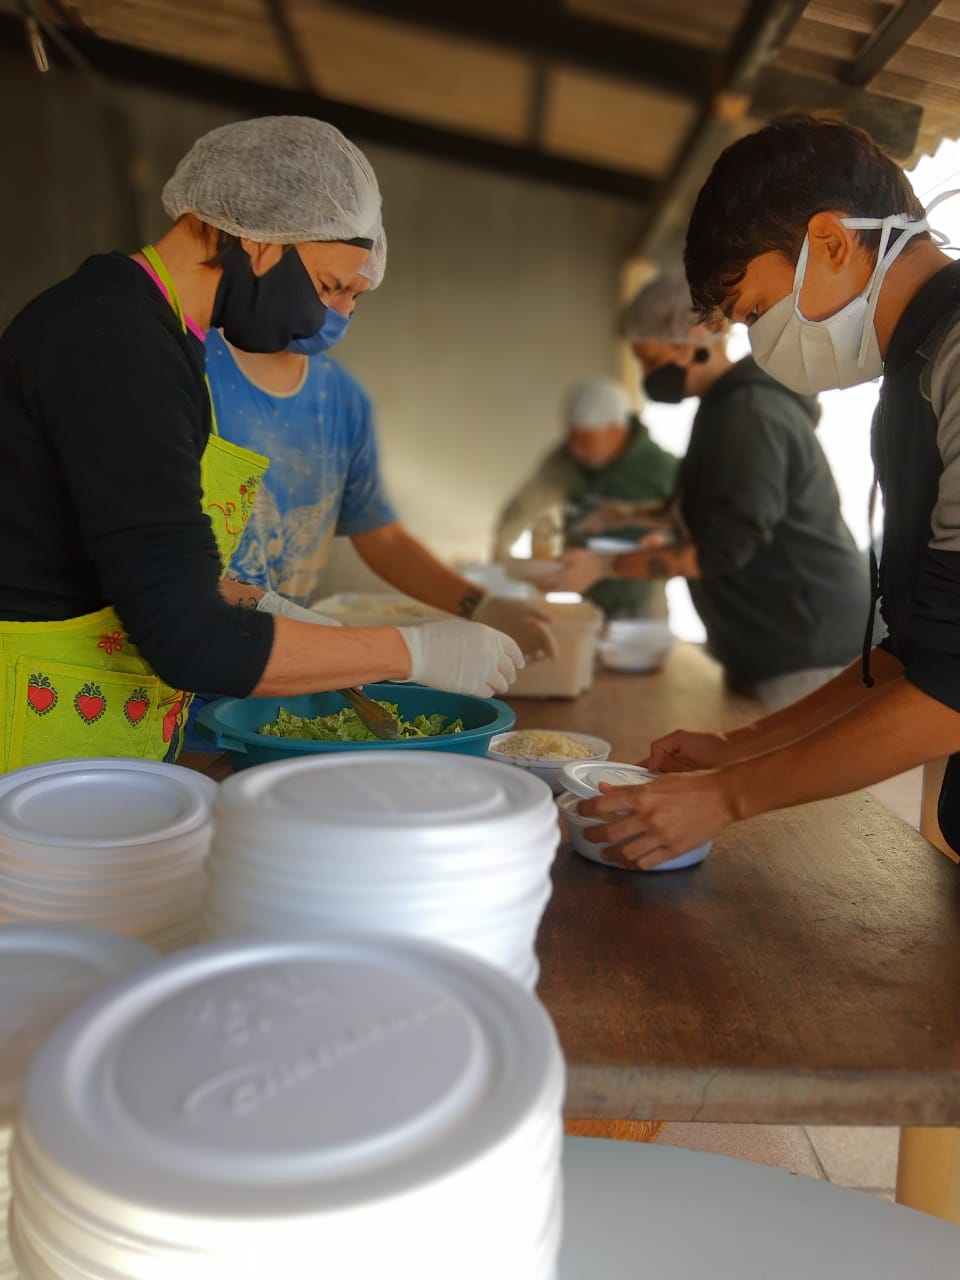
[643, 362, 688, 403]
[212, 242, 329, 353]
[643, 348, 709, 403]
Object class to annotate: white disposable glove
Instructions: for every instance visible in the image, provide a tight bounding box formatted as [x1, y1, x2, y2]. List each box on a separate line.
[255, 591, 342, 627]
[471, 595, 559, 661]
[397, 619, 524, 697]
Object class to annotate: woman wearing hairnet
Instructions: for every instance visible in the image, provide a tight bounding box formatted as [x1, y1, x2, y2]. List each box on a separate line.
[0, 116, 522, 768]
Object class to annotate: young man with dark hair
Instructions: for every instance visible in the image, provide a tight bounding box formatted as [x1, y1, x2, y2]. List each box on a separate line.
[579, 116, 960, 869]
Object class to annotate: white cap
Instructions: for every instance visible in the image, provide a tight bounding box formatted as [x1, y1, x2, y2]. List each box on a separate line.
[565, 377, 631, 432]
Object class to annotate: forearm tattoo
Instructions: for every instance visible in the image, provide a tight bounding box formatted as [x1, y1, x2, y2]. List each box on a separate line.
[458, 588, 484, 618]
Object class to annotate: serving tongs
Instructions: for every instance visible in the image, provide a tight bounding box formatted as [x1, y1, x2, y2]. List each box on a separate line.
[338, 687, 401, 741]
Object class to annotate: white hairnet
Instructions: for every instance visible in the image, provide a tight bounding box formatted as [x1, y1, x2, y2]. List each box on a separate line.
[565, 377, 631, 431]
[621, 271, 702, 343]
[162, 116, 382, 246]
[358, 227, 387, 289]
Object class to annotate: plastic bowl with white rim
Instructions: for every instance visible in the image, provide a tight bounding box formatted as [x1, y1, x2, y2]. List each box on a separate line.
[598, 620, 674, 674]
[557, 760, 711, 872]
[487, 731, 612, 795]
[585, 537, 638, 556]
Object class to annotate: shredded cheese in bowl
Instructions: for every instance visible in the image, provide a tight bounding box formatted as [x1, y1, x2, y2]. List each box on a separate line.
[494, 731, 596, 761]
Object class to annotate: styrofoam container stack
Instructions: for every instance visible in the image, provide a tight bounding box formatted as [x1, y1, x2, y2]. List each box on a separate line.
[0, 924, 157, 1276]
[8, 936, 566, 1280]
[0, 760, 217, 952]
[203, 753, 559, 990]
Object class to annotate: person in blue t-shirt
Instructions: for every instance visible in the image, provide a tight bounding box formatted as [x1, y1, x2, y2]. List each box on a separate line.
[203, 241, 556, 655]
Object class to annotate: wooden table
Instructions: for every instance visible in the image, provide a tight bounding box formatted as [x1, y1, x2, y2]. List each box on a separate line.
[516, 645, 960, 1128]
[180, 642, 960, 1215]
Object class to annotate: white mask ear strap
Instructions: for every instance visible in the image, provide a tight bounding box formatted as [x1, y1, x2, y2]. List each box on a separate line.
[843, 212, 930, 366]
[792, 236, 810, 293]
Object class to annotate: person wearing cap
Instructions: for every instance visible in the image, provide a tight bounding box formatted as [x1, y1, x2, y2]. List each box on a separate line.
[551, 273, 868, 708]
[576, 116, 960, 869]
[493, 376, 677, 620]
[0, 116, 523, 771]
[203, 233, 556, 661]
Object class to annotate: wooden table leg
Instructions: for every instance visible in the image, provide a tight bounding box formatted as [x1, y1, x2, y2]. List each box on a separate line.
[896, 1128, 960, 1223]
[564, 1119, 666, 1143]
[920, 759, 958, 863]
[896, 761, 960, 1221]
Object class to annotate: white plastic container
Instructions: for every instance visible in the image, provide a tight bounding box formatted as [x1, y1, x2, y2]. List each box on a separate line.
[557, 762, 712, 872]
[202, 753, 559, 989]
[0, 924, 157, 1277]
[510, 600, 604, 699]
[9, 936, 565, 1280]
[311, 591, 447, 627]
[598, 619, 674, 674]
[488, 730, 612, 794]
[0, 759, 216, 951]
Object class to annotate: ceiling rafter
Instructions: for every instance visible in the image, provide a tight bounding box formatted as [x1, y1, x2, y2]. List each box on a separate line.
[636, 0, 812, 256]
[262, 0, 315, 94]
[844, 0, 942, 87]
[0, 13, 656, 202]
[340, 0, 716, 101]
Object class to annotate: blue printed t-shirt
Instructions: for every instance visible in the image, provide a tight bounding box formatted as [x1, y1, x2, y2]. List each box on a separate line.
[205, 331, 397, 605]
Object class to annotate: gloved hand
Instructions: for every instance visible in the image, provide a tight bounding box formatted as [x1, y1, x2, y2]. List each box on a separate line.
[397, 619, 524, 697]
[471, 595, 559, 661]
[255, 591, 342, 626]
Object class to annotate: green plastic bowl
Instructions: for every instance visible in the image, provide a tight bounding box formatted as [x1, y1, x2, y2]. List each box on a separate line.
[195, 684, 516, 771]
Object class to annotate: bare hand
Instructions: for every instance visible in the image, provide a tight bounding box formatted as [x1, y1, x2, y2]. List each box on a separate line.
[540, 549, 615, 594]
[472, 595, 560, 661]
[578, 771, 739, 869]
[643, 728, 736, 773]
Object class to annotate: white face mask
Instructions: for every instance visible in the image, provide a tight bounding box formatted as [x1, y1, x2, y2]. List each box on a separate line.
[749, 192, 956, 395]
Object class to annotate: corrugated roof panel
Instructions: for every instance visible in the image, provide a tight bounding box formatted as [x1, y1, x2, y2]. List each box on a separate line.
[789, 16, 863, 59]
[291, 4, 532, 143]
[564, 0, 751, 51]
[543, 67, 696, 177]
[66, 0, 293, 85]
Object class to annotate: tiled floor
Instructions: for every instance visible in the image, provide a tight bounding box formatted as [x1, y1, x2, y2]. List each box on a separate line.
[656, 769, 924, 1200]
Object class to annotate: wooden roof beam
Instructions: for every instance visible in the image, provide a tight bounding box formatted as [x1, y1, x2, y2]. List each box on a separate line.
[263, 0, 315, 94]
[341, 0, 715, 100]
[0, 14, 656, 203]
[844, 0, 942, 87]
[635, 0, 811, 257]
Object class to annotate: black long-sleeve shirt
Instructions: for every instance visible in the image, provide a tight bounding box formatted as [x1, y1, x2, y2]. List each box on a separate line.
[678, 358, 869, 686]
[873, 260, 960, 853]
[0, 253, 274, 694]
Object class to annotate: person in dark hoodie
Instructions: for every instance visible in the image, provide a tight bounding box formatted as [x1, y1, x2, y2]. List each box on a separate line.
[550, 272, 868, 707]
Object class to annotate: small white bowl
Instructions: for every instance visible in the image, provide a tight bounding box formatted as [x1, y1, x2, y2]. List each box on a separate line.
[598, 620, 673, 674]
[556, 790, 711, 872]
[586, 537, 637, 555]
[506, 558, 561, 583]
[488, 731, 612, 795]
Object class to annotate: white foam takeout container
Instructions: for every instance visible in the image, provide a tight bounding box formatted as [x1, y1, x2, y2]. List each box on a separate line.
[557, 761, 711, 872]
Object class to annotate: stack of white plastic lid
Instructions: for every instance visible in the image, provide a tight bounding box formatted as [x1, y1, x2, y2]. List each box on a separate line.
[203, 752, 559, 989]
[9, 935, 566, 1280]
[0, 759, 217, 952]
[0, 924, 157, 1277]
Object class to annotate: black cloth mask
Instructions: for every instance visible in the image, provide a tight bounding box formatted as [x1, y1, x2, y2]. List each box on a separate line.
[212, 242, 328, 353]
[643, 362, 688, 403]
[643, 348, 709, 403]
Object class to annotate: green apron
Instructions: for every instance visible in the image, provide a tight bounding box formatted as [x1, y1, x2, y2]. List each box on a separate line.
[0, 246, 268, 771]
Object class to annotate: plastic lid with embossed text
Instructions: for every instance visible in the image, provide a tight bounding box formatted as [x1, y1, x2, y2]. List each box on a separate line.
[9, 935, 565, 1280]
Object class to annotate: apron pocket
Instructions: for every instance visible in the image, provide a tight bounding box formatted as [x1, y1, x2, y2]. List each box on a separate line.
[9, 658, 165, 770]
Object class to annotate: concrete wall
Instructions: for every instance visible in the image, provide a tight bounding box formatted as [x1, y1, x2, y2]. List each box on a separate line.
[1, 51, 639, 593]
